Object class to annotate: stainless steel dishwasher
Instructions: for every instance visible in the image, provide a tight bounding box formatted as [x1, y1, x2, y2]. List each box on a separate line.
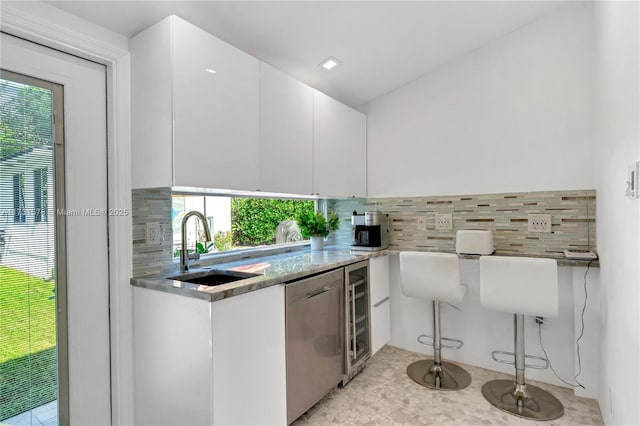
[285, 268, 344, 424]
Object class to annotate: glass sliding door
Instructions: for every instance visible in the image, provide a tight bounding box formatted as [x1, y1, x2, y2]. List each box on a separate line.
[0, 70, 66, 426]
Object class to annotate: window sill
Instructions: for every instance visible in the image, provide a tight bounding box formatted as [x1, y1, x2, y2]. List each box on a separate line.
[176, 240, 313, 269]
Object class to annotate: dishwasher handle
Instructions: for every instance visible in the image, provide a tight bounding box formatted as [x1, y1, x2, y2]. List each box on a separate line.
[305, 285, 332, 300]
[286, 268, 344, 304]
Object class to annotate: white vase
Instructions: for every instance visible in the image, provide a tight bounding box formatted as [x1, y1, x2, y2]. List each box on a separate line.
[310, 236, 324, 251]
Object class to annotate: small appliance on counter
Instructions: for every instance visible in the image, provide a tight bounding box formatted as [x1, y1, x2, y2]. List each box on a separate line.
[350, 211, 389, 251]
[563, 249, 598, 260]
[455, 229, 495, 255]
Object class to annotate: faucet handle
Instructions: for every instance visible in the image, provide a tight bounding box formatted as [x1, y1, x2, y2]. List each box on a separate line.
[177, 248, 200, 261]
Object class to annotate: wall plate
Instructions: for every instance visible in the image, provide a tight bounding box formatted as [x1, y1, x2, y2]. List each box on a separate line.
[146, 222, 161, 245]
[528, 214, 552, 233]
[435, 213, 453, 230]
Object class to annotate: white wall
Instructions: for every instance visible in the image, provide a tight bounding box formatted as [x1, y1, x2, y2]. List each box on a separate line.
[389, 255, 601, 398]
[593, 2, 640, 425]
[365, 3, 595, 197]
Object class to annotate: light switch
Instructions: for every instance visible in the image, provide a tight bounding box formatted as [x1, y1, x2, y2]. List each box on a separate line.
[626, 161, 639, 199]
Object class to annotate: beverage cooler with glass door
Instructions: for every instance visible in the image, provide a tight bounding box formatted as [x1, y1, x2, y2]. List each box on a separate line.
[342, 260, 371, 385]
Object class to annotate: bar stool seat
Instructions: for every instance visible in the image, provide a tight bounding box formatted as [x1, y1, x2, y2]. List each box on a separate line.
[480, 256, 563, 421]
[399, 251, 471, 391]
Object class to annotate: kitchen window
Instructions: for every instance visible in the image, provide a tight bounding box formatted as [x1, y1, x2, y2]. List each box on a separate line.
[172, 194, 316, 257]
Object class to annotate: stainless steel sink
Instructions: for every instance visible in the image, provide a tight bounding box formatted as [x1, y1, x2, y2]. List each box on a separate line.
[169, 270, 259, 286]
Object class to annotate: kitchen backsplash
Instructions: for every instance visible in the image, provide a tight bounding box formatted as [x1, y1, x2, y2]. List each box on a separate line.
[132, 188, 174, 277]
[132, 188, 596, 276]
[327, 189, 596, 258]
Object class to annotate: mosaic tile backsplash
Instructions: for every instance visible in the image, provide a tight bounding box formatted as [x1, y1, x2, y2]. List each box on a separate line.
[132, 188, 596, 276]
[328, 190, 596, 258]
[132, 188, 174, 277]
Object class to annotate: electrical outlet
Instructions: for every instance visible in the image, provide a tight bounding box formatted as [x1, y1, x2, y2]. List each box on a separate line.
[528, 214, 552, 233]
[435, 213, 453, 230]
[146, 222, 161, 245]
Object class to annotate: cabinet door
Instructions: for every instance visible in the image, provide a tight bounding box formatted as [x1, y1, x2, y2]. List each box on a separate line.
[172, 16, 260, 190]
[212, 285, 286, 425]
[369, 256, 390, 355]
[260, 63, 313, 194]
[313, 90, 367, 197]
[369, 255, 390, 305]
[371, 298, 391, 355]
[130, 17, 174, 189]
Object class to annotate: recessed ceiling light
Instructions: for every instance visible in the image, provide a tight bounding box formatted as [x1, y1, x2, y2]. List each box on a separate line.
[205, 68, 217, 74]
[319, 57, 341, 71]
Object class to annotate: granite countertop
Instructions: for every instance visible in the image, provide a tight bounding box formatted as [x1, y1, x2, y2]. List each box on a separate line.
[454, 252, 599, 267]
[130, 246, 598, 302]
[380, 249, 598, 267]
[131, 247, 386, 302]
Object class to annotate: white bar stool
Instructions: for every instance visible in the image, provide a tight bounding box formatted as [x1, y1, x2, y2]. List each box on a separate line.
[399, 251, 471, 391]
[479, 256, 564, 421]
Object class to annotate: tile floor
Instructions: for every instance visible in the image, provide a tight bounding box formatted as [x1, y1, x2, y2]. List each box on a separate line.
[295, 345, 604, 425]
[1, 400, 57, 426]
[1, 346, 604, 426]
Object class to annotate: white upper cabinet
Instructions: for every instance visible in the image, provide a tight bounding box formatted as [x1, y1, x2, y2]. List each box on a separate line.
[259, 63, 313, 194]
[131, 16, 366, 196]
[130, 17, 173, 188]
[313, 90, 367, 198]
[131, 16, 260, 190]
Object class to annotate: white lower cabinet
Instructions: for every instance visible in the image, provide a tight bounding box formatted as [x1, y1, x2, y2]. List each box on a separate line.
[371, 298, 391, 355]
[369, 255, 391, 355]
[133, 285, 286, 425]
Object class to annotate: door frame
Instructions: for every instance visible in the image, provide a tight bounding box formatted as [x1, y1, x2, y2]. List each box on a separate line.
[1, 4, 133, 424]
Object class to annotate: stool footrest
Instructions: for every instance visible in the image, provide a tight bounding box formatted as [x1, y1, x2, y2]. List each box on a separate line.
[418, 334, 464, 350]
[491, 350, 550, 369]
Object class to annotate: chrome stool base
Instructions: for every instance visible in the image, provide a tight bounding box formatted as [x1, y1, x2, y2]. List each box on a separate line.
[481, 379, 564, 421]
[407, 359, 472, 391]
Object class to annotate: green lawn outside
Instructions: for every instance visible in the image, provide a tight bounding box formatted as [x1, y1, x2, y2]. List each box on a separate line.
[0, 266, 58, 420]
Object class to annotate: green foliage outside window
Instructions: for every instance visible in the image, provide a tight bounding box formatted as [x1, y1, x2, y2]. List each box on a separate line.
[231, 198, 315, 246]
[213, 231, 233, 252]
[0, 80, 54, 159]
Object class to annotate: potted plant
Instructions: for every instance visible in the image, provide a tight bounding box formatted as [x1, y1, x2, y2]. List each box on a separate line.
[297, 211, 340, 251]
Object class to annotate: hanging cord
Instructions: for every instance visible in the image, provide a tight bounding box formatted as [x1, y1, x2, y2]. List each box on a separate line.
[538, 259, 593, 389]
[574, 259, 594, 384]
[586, 196, 591, 249]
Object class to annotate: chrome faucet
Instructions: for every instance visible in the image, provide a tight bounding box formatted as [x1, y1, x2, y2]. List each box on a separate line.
[180, 211, 212, 272]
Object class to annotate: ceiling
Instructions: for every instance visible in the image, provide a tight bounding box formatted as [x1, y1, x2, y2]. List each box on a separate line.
[46, 1, 567, 108]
